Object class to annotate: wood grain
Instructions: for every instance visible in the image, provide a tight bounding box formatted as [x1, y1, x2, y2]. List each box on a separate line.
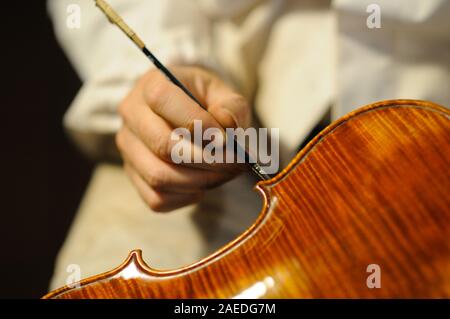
[44, 100, 450, 299]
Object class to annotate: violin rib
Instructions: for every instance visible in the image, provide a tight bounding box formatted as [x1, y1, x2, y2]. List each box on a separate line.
[44, 99, 450, 299]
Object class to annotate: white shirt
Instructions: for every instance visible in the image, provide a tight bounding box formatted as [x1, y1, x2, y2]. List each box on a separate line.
[48, 0, 450, 165]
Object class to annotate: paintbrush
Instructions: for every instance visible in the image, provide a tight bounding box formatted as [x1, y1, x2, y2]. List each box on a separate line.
[94, 0, 270, 180]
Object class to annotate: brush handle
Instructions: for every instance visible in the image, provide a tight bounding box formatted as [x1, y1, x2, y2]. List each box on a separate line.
[95, 0, 145, 49]
[94, 0, 271, 180]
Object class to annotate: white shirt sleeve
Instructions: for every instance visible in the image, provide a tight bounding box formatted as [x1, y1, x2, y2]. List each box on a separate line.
[333, 0, 450, 118]
[47, 0, 225, 160]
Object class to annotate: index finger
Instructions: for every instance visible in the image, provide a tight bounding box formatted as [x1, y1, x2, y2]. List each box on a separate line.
[143, 73, 224, 134]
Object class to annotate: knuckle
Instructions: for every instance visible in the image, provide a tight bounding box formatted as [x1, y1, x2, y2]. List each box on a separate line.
[118, 100, 126, 117]
[118, 96, 132, 119]
[231, 95, 251, 127]
[184, 109, 204, 132]
[144, 80, 169, 113]
[115, 129, 126, 152]
[144, 168, 168, 190]
[118, 101, 135, 128]
[154, 134, 172, 161]
[136, 114, 150, 139]
[185, 116, 196, 134]
[231, 95, 249, 109]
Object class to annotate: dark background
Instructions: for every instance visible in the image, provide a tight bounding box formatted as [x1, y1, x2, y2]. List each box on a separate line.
[0, 2, 93, 298]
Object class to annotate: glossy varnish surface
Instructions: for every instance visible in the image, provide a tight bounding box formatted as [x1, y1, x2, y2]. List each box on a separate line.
[44, 100, 450, 298]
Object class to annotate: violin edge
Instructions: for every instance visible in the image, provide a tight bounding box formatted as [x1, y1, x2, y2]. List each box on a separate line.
[42, 250, 143, 299]
[258, 99, 449, 189]
[43, 99, 449, 299]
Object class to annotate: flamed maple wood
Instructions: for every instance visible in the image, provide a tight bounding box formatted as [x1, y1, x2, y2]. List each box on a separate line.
[44, 99, 449, 299]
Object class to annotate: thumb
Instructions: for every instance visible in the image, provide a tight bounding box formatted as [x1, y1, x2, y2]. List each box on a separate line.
[206, 78, 252, 129]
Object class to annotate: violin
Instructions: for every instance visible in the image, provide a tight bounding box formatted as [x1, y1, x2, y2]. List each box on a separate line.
[44, 99, 450, 298]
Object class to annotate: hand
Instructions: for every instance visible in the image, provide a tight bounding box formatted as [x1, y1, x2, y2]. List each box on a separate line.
[116, 66, 251, 212]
